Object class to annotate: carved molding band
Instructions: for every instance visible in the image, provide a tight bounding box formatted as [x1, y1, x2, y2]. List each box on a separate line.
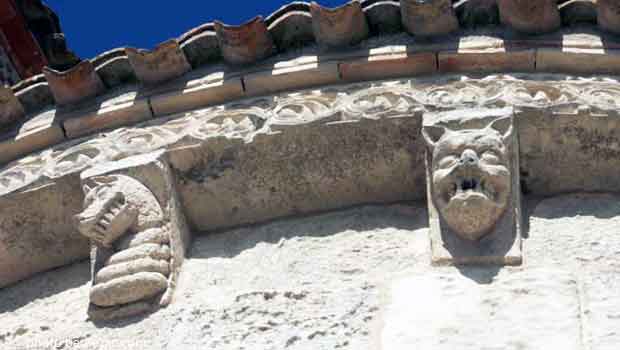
[2, 73, 620, 197]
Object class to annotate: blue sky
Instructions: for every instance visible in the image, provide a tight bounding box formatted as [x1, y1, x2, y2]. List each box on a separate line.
[45, 1, 349, 59]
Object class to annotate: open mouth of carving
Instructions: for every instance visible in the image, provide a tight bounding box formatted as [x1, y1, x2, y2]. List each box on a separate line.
[76, 188, 137, 247]
[446, 176, 495, 202]
[91, 197, 127, 243]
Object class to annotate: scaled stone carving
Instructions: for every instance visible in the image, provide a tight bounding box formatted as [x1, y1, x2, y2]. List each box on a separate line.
[422, 108, 522, 265]
[74, 152, 190, 321]
[76, 174, 171, 317]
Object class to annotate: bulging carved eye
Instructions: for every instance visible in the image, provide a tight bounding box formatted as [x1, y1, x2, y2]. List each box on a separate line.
[437, 155, 457, 169]
[481, 151, 501, 164]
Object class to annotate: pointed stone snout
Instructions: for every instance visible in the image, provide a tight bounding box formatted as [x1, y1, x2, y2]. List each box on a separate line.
[459, 149, 479, 166]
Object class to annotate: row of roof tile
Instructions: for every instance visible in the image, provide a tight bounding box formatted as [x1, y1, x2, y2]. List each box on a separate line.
[0, 0, 617, 129]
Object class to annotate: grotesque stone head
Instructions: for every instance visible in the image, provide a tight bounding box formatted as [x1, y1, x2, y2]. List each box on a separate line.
[74, 175, 164, 247]
[423, 117, 513, 241]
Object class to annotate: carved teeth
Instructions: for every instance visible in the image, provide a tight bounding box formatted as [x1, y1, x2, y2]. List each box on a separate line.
[455, 178, 485, 194]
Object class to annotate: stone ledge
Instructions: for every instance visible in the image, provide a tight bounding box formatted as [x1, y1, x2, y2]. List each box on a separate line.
[339, 50, 437, 82]
[0, 109, 64, 165]
[244, 59, 340, 96]
[536, 47, 620, 74]
[61, 90, 153, 138]
[6, 33, 620, 166]
[149, 73, 244, 118]
[439, 48, 536, 73]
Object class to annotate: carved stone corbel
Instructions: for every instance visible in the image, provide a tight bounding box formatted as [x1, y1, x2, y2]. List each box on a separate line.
[74, 151, 191, 321]
[422, 108, 522, 266]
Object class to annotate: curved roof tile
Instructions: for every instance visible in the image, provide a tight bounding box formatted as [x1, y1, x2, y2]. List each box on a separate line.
[3, 0, 620, 130]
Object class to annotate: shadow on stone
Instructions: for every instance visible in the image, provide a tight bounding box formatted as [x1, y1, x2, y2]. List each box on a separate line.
[0, 260, 90, 314]
[455, 265, 503, 284]
[190, 202, 428, 260]
[527, 193, 620, 220]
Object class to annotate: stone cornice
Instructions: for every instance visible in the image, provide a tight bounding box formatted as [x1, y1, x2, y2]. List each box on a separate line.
[2, 30, 620, 168]
[2, 72, 620, 197]
[0, 1, 619, 134]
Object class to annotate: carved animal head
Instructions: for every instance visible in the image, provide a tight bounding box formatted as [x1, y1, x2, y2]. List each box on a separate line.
[74, 180, 138, 248]
[423, 117, 513, 241]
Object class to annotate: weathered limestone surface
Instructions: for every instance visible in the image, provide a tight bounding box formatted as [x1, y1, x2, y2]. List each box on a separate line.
[0, 194, 618, 349]
[0, 174, 88, 288]
[382, 269, 582, 350]
[4, 76, 620, 287]
[583, 272, 620, 350]
[169, 113, 425, 232]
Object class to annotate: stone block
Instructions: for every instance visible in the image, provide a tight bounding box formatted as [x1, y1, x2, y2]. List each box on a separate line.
[42, 60, 105, 106]
[340, 51, 437, 82]
[598, 0, 620, 35]
[400, 0, 459, 37]
[126, 40, 191, 86]
[214, 16, 276, 65]
[439, 48, 535, 73]
[517, 107, 620, 195]
[244, 59, 340, 96]
[168, 114, 425, 232]
[423, 108, 522, 265]
[61, 90, 152, 138]
[0, 108, 64, 165]
[498, 0, 561, 34]
[149, 71, 244, 117]
[310, 1, 369, 49]
[0, 174, 88, 288]
[79, 151, 191, 320]
[382, 269, 582, 349]
[536, 48, 620, 75]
